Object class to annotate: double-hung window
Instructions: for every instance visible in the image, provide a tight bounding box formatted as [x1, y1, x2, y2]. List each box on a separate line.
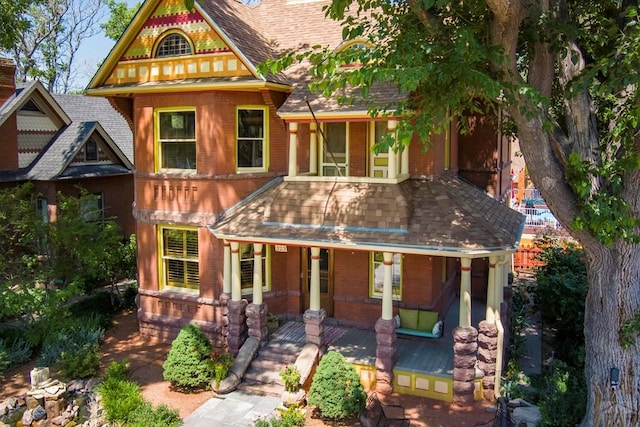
[156, 109, 196, 171]
[239, 243, 270, 295]
[321, 122, 348, 176]
[160, 226, 199, 290]
[237, 107, 267, 171]
[370, 252, 402, 300]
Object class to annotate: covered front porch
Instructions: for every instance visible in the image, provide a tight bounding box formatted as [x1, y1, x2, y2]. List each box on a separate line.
[267, 297, 489, 402]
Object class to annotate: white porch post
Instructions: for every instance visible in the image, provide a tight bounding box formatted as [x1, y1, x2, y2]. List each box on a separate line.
[494, 254, 508, 399]
[459, 257, 472, 327]
[252, 243, 263, 304]
[486, 256, 498, 324]
[288, 122, 298, 177]
[381, 252, 394, 320]
[310, 247, 321, 311]
[387, 120, 398, 179]
[223, 240, 231, 294]
[230, 242, 241, 302]
[401, 145, 409, 176]
[309, 122, 318, 175]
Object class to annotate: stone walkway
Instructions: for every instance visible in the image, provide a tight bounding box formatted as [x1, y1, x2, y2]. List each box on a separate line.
[181, 390, 281, 427]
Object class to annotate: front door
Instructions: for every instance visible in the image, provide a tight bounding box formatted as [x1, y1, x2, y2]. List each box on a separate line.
[301, 248, 334, 317]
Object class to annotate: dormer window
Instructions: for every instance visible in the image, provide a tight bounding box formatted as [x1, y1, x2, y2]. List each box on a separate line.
[156, 33, 192, 57]
[85, 139, 98, 161]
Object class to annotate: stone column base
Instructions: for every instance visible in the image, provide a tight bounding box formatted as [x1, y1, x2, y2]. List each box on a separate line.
[303, 309, 326, 347]
[375, 317, 396, 396]
[246, 303, 268, 346]
[227, 299, 248, 356]
[452, 326, 478, 407]
[478, 321, 498, 400]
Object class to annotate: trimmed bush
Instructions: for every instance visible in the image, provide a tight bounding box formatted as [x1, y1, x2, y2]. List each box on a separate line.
[60, 342, 101, 379]
[129, 403, 181, 427]
[307, 351, 366, 420]
[162, 324, 214, 391]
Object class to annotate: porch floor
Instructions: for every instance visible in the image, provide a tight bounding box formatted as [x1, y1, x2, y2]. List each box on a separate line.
[271, 299, 487, 377]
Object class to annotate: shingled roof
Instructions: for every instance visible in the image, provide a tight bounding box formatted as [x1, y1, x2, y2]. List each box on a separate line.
[0, 82, 133, 182]
[210, 177, 525, 256]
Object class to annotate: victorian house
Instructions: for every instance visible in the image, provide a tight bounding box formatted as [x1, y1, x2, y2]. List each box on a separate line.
[87, 0, 524, 404]
[0, 59, 135, 237]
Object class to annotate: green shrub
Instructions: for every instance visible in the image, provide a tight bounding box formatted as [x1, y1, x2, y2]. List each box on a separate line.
[307, 351, 366, 420]
[129, 402, 182, 427]
[163, 324, 214, 391]
[534, 360, 586, 426]
[98, 360, 181, 426]
[37, 321, 104, 367]
[254, 406, 305, 427]
[98, 374, 145, 424]
[60, 343, 101, 379]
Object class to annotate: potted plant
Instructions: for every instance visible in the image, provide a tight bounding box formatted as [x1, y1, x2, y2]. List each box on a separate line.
[280, 364, 305, 407]
[267, 312, 280, 330]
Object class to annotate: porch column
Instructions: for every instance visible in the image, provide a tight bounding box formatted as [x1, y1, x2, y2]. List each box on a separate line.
[230, 242, 241, 302]
[223, 240, 231, 294]
[494, 255, 509, 399]
[304, 247, 325, 347]
[459, 257, 472, 327]
[453, 258, 477, 406]
[309, 122, 318, 174]
[376, 253, 396, 396]
[288, 122, 298, 177]
[246, 243, 268, 345]
[227, 241, 247, 356]
[479, 255, 499, 400]
[401, 145, 409, 176]
[387, 119, 398, 179]
[309, 247, 321, 311]
[381, 252, 394, 320]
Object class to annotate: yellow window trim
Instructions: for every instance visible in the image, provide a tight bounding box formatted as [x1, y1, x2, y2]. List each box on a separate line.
[157, 224, 199, 292]
[239, 243, 271, 295]
[154, 106, 197, 173]
[236, 105, 269, 173]
[369, 252, 402, 300]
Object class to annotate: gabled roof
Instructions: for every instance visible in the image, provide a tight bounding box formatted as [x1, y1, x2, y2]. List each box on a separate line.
[210, 177, 526, 257]
[0, 81, 70, 129]
[86, 0, 402, 116]
[0, 86, 133, 182]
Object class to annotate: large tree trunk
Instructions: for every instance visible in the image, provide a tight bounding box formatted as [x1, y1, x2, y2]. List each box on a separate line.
[486, 0, 640, 425]
[582, 241, 640, 426]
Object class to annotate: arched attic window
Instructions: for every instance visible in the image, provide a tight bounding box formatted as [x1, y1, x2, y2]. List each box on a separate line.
[155, 32, 193, 58]
[336, 39, 373, 70]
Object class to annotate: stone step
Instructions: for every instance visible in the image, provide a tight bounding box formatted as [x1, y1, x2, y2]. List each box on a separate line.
[236, 379, 284, 398]
[258, 341, 304, 360]
[244, 363, 284, 385]
[256, 347, 298, 364]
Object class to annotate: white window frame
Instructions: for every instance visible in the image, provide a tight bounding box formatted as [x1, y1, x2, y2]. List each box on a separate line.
[320, 122, 349, 177]
[236, 106, 268, 172]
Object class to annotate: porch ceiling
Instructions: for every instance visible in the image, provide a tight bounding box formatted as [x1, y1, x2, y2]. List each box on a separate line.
[209, 177, 525, 256]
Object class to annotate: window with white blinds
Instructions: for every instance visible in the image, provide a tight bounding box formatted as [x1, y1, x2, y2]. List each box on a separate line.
[160, 227, 199, 290]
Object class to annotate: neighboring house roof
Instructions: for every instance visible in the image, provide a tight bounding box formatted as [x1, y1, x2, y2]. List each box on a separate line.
[0, 82, 133, 182]
[210, 177, 525, 256]
[0, 81, 70, 129]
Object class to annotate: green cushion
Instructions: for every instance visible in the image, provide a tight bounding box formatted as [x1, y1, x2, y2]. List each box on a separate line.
[398, 308, 418, 330]
[417, 310, 438, 332]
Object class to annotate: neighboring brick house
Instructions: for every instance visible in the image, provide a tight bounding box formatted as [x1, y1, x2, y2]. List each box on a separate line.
[0, 59, 135, 237]
[87, 0, 524, 404]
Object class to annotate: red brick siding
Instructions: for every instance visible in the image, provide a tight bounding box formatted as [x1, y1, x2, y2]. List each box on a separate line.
[0, 113, 18, 170]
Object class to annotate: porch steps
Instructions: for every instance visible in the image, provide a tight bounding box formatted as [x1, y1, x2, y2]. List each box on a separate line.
[237, 338, 304, 398]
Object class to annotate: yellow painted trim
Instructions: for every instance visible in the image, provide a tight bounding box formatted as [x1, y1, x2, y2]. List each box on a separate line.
[152, 29, 195, 58]
[335, 38, 374, 52]
[392, 369, 453, 402]
[235, 105, 269, 173]
[87, 0, 264, 90]
[157, 224, 200, 292]
[154, 106, 197, 173]
[239, 243, 271, 295]
[85, 81, 292, 97]
[369, 252, 402, 300]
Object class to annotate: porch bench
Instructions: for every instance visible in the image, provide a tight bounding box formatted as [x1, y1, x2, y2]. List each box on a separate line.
[394, 308, 444, 339]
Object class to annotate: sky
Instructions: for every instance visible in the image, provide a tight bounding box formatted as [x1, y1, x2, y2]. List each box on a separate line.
[74, 0, 140, 91]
